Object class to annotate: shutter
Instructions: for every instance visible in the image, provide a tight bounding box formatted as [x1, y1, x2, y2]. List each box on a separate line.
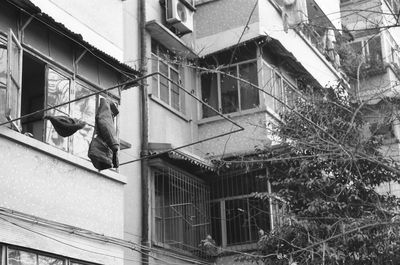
[6, 29, 22, 128]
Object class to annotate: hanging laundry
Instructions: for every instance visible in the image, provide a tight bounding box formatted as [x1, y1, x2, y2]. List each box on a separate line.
[282, 0, 308, 33]
[325, 28, 336, 62]
[96, 98, 119, 153]
[44, 115, 86, 137]
[88, 98, 119, 170]
[88, 136, 114, 170]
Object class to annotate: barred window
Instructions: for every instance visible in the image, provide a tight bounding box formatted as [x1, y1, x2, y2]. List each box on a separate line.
[153, 167, 211, 256]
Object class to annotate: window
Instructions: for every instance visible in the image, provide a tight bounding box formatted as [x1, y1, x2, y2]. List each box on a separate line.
[0, 39, 6, 122]
[151, 41, 185, 114]
[153, 166, 210, 256]
[209, 169, 282, 249]
[201, 60, 259, 118]
[4, 246, 98, 265]
[0, 30, 118, 159]
[263, 62, 299, 113]
[349, 35, 383, 66]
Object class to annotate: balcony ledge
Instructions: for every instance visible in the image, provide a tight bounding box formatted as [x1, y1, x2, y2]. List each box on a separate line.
[0, 127, 127, 184]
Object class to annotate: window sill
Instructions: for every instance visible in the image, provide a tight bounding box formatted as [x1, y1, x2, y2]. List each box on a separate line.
[0, 127, 127, 184]
[198, 107, 268, 124]
[149, 94, 191, 122]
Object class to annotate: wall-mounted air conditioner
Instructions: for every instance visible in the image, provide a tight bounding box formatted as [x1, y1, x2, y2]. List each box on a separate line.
[166, 0, 194, 34]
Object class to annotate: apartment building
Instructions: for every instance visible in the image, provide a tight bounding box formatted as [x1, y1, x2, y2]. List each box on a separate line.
[140, 0, 345, 264]
[340, 0, 400, 196]
[0, 0, 142, 265]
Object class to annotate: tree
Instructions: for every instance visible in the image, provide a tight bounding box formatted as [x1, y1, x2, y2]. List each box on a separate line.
[252, 86, 400, 265]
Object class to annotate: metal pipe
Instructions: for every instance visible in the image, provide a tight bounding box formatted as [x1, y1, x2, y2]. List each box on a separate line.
[139, 0, 150, 264]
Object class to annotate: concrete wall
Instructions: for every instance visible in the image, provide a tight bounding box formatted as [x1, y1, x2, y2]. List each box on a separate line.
[197, 112, 272, 157]
[0, 128, 125, 264]
[195, 0, 342, 88]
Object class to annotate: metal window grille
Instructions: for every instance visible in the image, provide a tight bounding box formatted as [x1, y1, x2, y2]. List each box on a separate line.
[209, 169, 272, 248]
[154, 167, 211, 256]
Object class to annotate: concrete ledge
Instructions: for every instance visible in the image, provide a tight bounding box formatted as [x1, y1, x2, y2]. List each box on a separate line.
[0, 127, 127, 184]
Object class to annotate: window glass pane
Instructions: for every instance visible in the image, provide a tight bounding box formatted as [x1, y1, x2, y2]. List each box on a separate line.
[73, 84, 95, 125]
[151, 54, 159, 97]
[349, 41, 362, 56]
[1, 45, 9, 121]
[225, 199, 251, 245]
[368, 36, 382, 64]
[45, 109, 69, 152]
[47, 69, 70, 115]
[201, 73, 218, 118]
[284, 81, 297, 109]
[274, 73, 283, 112]
[210, 202, 222, 245]
[8, 249, 36, 265]
[263, 63, 275, 110]
[221, 67, 238, 114]
[72, 124, 94, 158]
[159, 61, 169, 104]
[10, 38, 20, 83]
[248, 198, 271, 241]
[170, 69, 180, 111]
[38, 255, 63, 265]
[239, 61, 259, 111]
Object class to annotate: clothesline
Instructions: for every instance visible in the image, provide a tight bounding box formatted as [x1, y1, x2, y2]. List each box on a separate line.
[0, 71, 245, 167]
[0, 72, 156, 128]
[119, 72, 245, 166]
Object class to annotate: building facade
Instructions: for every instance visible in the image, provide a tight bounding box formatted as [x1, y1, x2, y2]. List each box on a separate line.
[140, 0, 345, 264]
[0, 0, 142, 265]
[340, 0, 400, 196]
[0, 0, 357, 265]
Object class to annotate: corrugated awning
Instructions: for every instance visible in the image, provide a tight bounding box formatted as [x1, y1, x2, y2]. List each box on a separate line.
[8, 0, 140, 76]
[148, 142, 215, 172]
[145, 20, 198, 60]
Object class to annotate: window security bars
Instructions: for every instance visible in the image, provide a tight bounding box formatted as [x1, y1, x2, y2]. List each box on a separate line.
[209, 169, 281, 250]
[154, 167, 211, 256]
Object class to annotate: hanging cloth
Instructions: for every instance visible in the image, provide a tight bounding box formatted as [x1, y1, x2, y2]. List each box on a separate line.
[44, 115, 86, 137]
[88, 136, 114, 170]
[96, 98, 119, 152]
[88, 98, 119, 170]
[282, 0, 308, 32]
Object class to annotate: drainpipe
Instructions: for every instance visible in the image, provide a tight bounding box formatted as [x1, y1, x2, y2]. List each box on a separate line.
[139, 0, 150, 264]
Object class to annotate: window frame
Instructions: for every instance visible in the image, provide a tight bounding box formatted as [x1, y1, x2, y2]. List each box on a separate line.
[349, 35, 383, 65]
[262, 61, 300, 114]
[151, 42, 185, 114]
[150, 161, 211, 257]
[200, 59, 260, 118]
[6, 29, 23, 128]
[2, 244, 100, 265]
[0, 34, 120, 159]
[209, 169, 286, 250]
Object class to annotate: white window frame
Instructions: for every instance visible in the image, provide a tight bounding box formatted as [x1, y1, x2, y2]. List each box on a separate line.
[262, 61, 300, 114]
[200, 59, 260, 117]
[151, 46, 185, 114]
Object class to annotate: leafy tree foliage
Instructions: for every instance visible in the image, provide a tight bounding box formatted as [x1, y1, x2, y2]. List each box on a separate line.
[255, 87, 400, 264]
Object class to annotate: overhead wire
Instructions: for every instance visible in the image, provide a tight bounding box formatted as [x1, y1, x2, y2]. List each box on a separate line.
[2, 0, 400, 262]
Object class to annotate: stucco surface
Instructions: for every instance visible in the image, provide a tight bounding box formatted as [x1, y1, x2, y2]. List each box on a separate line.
[0, 135, 124, 238]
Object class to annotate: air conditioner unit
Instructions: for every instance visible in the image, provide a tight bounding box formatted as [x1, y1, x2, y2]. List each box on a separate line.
[166, 0, 194, 34]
